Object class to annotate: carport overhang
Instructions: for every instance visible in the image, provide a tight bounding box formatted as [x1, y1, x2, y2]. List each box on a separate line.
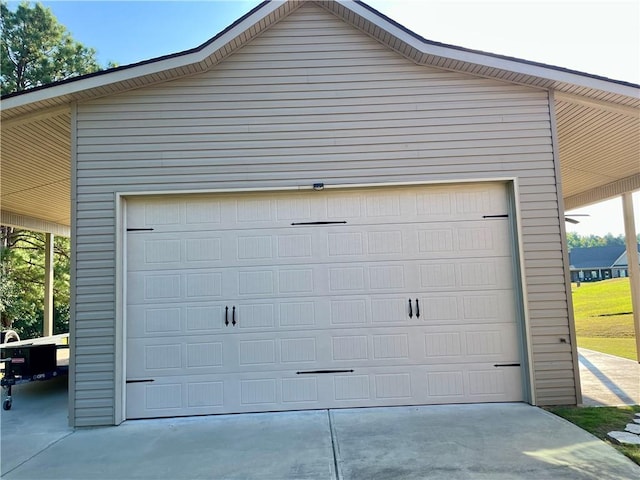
[2, 0, 639, 230]
[1, 1, 639, 357]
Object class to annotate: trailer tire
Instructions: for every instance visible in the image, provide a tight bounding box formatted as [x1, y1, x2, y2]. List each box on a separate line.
[2, 330, 19, 343]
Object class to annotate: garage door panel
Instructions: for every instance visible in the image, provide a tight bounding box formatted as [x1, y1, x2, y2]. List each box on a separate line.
[462, 328, 519, 359]
[128, 303, 229, 338]
[127, 340, 182, 378]
[415, 220, 510, 258]
[127, 232, 223, 270]
[423, 324, 520, 362]
[127, 197, 223, 231]
[127, 220, 511, 271]
[127, 305, 182, 337]
[127, 270, 230, 304]
[126, 183, 524, 419]
[127, 378, 226, 419]
[126, 185, 508, 234]
[458, 290, 517, 323]
[425, 364, 522, 401]
[236, 303, 276, 329]
[127, 336, 230, 379]
[126, 361, 522, 419]
[128, 288, 516, 342]
[418, 256, 514, 291]
[128, 257, 512, 307]
[127, 323, 520, 380]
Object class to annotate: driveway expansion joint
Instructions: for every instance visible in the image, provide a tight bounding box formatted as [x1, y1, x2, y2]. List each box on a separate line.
[1, 429, 75, 477]
[327, 409, 343, 480]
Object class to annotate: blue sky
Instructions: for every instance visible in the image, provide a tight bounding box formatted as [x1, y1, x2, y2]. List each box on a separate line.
[35, 1, 262, 66]
[7, 0, 640, 235]
[21, 0, 637, 84]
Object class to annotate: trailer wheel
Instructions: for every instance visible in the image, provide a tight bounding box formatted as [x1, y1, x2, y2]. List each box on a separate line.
[2, 330, 20, 343]
[3, 399, 11, 410]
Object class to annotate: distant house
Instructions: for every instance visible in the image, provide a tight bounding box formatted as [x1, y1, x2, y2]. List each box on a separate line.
[569, 244, 640, 282]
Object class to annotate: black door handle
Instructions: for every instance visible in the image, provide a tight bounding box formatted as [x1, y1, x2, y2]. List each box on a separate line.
[232, 306, 236, 326]
[225, 306, 229, 326]
[408, 299, 413, 318]
[415, 299, 420, 318]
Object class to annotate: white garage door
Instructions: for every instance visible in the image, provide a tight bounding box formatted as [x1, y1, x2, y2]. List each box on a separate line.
[125, 183, 523, 419]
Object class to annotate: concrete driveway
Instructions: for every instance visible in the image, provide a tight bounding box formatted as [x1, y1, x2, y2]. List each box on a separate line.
[2, 379, 639, 480]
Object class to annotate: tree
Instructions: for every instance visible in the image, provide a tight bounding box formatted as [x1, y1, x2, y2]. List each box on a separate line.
[1, 2, 108, 338]
[0, 1, 101, 94]
[1, 230, 69, 339]
[566, 232, 632, 250]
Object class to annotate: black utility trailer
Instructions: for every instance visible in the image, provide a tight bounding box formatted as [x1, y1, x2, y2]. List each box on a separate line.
[1, 335, 69, 410]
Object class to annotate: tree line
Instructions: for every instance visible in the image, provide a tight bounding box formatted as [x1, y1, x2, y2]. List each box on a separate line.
[567, 232, 640, 250]
[1, 229, 70, 338]
[1, 2, 108, 338]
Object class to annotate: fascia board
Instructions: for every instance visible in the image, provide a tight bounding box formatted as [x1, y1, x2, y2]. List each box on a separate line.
[3, 0, 639, 112]
[573, 265, 612, 269]
[341, 0, 640, 98]
[612, 252, 628, 266]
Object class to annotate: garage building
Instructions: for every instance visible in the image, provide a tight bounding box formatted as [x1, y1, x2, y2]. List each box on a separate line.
[2, 0, 639, 426]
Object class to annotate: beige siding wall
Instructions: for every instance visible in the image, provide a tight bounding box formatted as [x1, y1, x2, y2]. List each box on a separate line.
[73, 3, 575, 426]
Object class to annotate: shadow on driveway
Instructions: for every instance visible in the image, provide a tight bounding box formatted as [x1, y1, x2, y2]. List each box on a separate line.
[578, 348, 640, 406]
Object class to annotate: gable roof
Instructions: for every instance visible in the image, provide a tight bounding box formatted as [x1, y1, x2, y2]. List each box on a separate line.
[1, 0, 639, 233]
[614, 246, 640, 267]
[2, 0, 638, 119]
[569, 245, 640, 269]
[1, 1, 637, 107]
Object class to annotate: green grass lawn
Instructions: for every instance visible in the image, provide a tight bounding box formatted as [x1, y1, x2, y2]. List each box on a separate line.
[578, 338, 638, 361]
[571, 278, 637, 361]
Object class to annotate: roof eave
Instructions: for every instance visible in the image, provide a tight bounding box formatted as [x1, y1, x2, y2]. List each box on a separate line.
[334, 0, 639, 97]
[1, 0, 288, 114]
[342, 0, 640, 97]
[2, 0, 639, 119]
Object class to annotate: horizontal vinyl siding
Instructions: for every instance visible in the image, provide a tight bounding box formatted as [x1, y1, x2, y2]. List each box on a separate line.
[72, 185, 116, 426]
[73, 3, 574, 425]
